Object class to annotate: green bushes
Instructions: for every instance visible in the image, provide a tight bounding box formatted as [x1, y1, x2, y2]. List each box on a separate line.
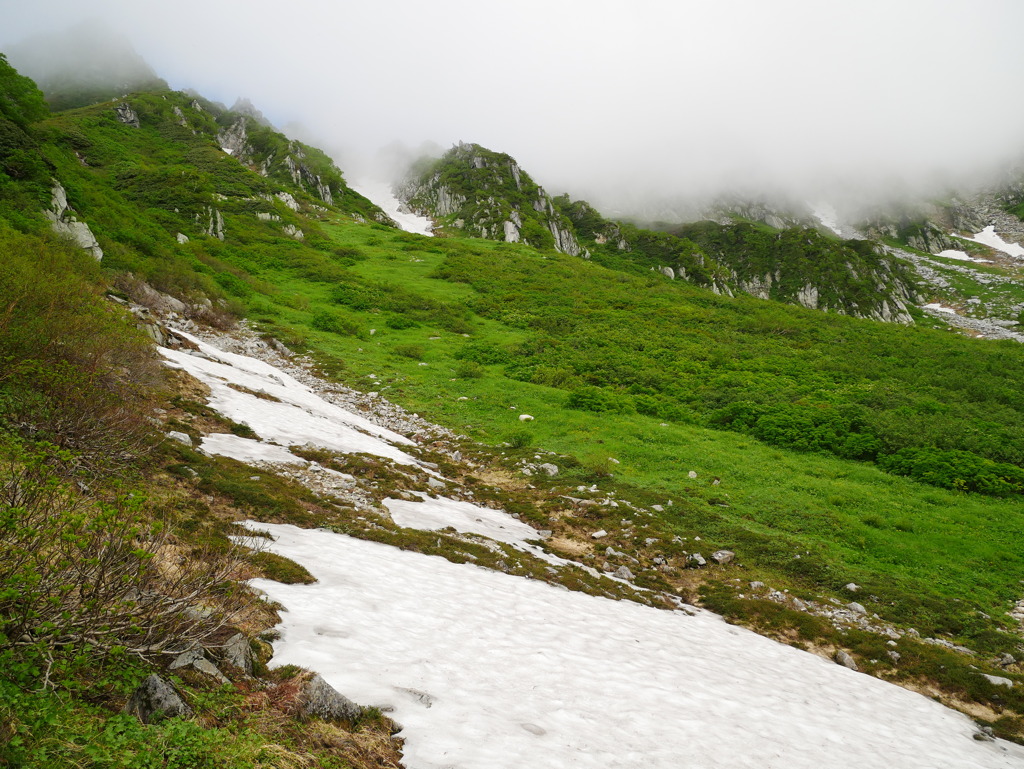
[879, 448, 1024, 496]
[310, 309, 362, 337]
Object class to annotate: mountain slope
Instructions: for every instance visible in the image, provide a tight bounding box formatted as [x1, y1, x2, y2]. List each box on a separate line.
[400, 142, 919, 322]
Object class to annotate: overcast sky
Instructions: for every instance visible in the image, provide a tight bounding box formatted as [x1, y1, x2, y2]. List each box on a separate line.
[3, 0, 1024, 214]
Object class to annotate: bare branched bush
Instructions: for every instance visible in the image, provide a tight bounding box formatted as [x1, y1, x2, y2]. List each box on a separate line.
[0, 455, 251, 680]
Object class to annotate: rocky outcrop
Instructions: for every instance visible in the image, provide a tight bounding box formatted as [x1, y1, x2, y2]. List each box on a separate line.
[200, 207, 225, 240]
[114, 102, 140, 128]
[218, 117, 252, 159]
[397, 142, 588, 257]
[125, 675, 192, 723]
[44, 181, 103, 259]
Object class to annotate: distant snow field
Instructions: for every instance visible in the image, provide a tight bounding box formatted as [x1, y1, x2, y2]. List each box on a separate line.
[935, 249, 991, 263]
[351, 179, 434, 236]
[810, 201, 844, 236]
[249, 522, 1024, 769]
[957, 226, 1024, 259]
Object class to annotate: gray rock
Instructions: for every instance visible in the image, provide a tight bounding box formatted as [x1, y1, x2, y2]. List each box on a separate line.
[176, 232, 190, 244]
[844, 583, 860, 592]
[687, 470, 698, 479]
[710, 549, 735, 565]
[167, 431, 192, 446]
[44, 181, 103, 259]
[169, 648, 229, 684]
[591, 529, 607, 539]
[222, 633, 253, 675]
[612, 565, 635, 581]
[999, 653, 1016, 668]
[834, 651, 859, 671]
[749, 581, 765, 589]
[538, 463, 559, 477]
[887, 650, 901, 663]
[125, 674, 192, 723]
[114, 102, 140, 128]
[981, 674, 1014, 688]
[297, 673, 362, 722]
[427, 476, 445, 490]
[846, 602, 867, 615]
[686, 553, 707, 568]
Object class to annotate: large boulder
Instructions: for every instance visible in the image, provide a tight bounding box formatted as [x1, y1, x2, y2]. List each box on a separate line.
[295, 673, 362, 723]
[125, 674, 192, 724]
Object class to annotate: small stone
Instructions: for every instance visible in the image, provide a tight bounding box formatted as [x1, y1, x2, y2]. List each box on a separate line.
[427, 477, 445, 489]
[844, 583, 860, 592]
[846, 602, 867, 615]
[687, 470, 698, 479]
[686, 553, 707, 568]
[538, 463, 559, 477]
[519, 414, 534, 422]
[591, 529, 608, 539]
[125, 675, 192, 723]
[750, 581, 765, 589]
[887, 650, 901, 663]
[167, 431, 192, 446]
[223, 633, 253, 675]
[835, 651, 859, 671]
[710, 549, 735, 565]
[651, 505, 664, 512]
[981, 674, 1014, 688]
[613, 566, 635, 580]
[999, 653, 1016, 668]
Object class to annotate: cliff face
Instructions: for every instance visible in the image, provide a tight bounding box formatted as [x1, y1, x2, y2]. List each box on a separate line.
[396, 143, 587, 256]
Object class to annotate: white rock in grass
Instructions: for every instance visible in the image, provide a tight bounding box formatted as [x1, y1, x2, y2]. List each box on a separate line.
[519, 414, 534, 422]
[167, 430, 193, 446]
[591, 529, 608, 539]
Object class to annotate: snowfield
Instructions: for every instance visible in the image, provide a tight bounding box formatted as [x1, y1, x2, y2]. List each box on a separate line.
[350, 179, 434, 236]
[248, 522, 1024, 769]
[957, 226, 1024, 258]
[159, 331, 419, 467]
[163, 330, 1024, 768]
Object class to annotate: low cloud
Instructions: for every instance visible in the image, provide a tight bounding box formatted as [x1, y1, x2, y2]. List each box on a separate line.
[4, 0, 1023, 217]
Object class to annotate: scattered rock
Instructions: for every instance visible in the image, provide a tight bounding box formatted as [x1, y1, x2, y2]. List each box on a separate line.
[591, 529, 608, 539]
[114, 102, 140, 128]
[844, 583, 860, 592]
[710, 550, 735, 565]
[427, 477, 446, 490]
[687, 470, 697, 479]
[686, 553, 707, 568]
[613, 565, 635, 580]
[125, 675, 192, 723]
[538, 463, 559, 477]
[834, 651, 859, 671]
[887, 650, 901, 664]
[749, 581, 765, 589]
[519, 414, 534, 422]
[296, 673, 363, 722]
[981, 674, 1014, 688]
[846, 602, 867, 615]
[169, 648, 229, 684]
[167, 431, 193, 446]
[222, 633, 253, 675]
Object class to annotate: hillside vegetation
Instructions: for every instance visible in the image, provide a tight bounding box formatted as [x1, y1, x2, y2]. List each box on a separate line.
[2, 51, 1024, 758]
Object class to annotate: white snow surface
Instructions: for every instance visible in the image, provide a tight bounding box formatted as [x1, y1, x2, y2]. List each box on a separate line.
[935, 249, 991, 263]
[958, 226, 1024, 258]
[158, 331, 418, 467]
[384, 493, 564, 565]
[248, 522, 1024, 769]
[924, 303, 958, 315]
[351, 179, 434, 236]
[810, 201, 843, 236]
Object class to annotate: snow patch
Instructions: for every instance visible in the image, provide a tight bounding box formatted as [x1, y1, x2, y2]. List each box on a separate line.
[935, 249, 990, 263]
[810, 201, 843, 235]
[958, 226, 1024, 258]
[923, 303, 958, 315]
[246, 522, 1024, 769]
[384, 493, 563, 565]
[159, 331, 418, 467]
[199, 433, 308, 465]
[351, 179, 434, 236]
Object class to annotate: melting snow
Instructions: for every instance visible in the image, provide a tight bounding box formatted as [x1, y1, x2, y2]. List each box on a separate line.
[924, 303, 958, 315]
[159, 331, 418, 467]
[810, 201, 844, 236]
[935, 249, 991, 263]
[957, 226, 1024, 258]
[351, 179, 434, 236]
[384, 493, 565, 565]
[247, 522, 1024, 769]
